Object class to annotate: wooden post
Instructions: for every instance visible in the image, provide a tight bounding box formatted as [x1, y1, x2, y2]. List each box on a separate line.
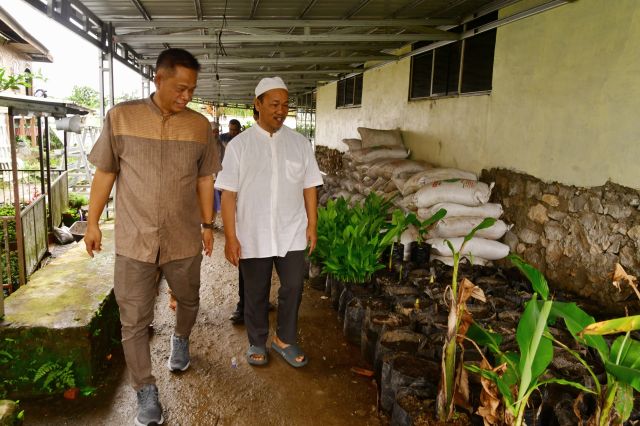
[37, 117, 45, 197]
[30, 117, 37, 147]
[44, 118, 53, 230]
[7, 109, 26, 288]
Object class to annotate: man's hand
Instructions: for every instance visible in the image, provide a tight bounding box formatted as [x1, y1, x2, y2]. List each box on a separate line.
[224, 235, 242, 266]
[84, 224, 103, 257]
[202, 228, 214, 256]
[306, 225, 317, 255]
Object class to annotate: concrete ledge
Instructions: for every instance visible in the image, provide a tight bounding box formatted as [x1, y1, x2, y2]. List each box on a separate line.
[0, 223, 119, 398]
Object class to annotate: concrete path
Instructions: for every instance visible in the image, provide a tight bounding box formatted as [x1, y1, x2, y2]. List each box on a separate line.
[22, 227, 381, 425]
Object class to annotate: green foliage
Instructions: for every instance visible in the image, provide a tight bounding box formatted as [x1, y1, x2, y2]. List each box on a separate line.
[33, 361, 76, 393]
[0, 68, 36, 91]
[508, 254, 549, 300]
[389, 209, 415, 244]
[0, 205, 17, 241]
[81, 386, 97, 397]
[0, 206, 20, 288]
[466, 301, 589, 425]
[409, 208, 447, 243]
[438, 216, 499, 421]
[312, 196, 351, 265]
[68, 193, 89, 210]
[67, 85, 99, 110]
[466, 259, 634, 426]
[550, 300, 640, 425]
[49, 128, 63, 150]
[115, 92, 137, 104]
[317, 193, 396, 284]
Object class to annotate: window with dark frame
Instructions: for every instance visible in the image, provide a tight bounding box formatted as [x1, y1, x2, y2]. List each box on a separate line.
[461, 13, 497, 93]
[432, 41, 462, 96]
[409, 11, 498, 100]
[336, 73, 363, 108]
[410, 50, 432, 99]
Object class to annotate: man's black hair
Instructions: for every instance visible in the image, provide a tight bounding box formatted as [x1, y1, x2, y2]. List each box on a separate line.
[253, 106, 259, 119]
[156, 48, 201, 72]
[229, 119, 241, 127]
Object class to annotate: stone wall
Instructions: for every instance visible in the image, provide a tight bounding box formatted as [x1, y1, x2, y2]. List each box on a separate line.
[482, 168, 640, 314]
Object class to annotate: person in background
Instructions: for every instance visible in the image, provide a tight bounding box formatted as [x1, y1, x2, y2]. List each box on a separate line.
[220, 118, 241, 147]
[211, 121, 222, 227]
[215, 77, 323, 367]
[85, 48, 220, 426]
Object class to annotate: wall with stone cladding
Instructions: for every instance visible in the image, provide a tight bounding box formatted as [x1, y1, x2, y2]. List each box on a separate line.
[482, 168, 640, 314]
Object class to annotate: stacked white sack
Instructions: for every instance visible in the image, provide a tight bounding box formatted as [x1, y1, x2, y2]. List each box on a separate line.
[428, 217, 511, 240]
[401, 168, 478, 196]
[398, 179, 493, 211]
[418, 202, 503, 221]
[391, 168, 511, 264]
[427, 237, 510, 261]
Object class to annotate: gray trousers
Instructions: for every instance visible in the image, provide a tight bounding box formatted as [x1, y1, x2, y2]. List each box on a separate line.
[114, 253, 202, 390]
[239, 250, 305, 347]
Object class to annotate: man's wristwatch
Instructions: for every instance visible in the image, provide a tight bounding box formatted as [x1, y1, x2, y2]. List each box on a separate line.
[201, 222, 214, 229]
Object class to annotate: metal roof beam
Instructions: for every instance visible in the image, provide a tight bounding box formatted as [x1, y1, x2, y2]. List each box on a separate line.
[249, 0, 261, 19]
[139, 56, 392, 65]
[116, 32, 456, 43]
[129, 0, 152, 21]
[134, 44, 397, 55]
[197, 69, 356, 77]
[110, 18, 457, 29]
[344, 0, 373, 19]
[198, 78, 321, 85]
[194, 0, 203, 21]
[298, 0, 319, 19]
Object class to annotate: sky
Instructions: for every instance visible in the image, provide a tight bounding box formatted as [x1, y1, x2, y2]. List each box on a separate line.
[3, 0, 143, 100]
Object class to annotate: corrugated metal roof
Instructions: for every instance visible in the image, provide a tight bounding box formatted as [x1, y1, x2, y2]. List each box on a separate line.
[54, 0, 509, 104]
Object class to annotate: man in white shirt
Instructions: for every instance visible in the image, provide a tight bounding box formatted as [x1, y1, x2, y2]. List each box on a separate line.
[215, 77, 323, 367]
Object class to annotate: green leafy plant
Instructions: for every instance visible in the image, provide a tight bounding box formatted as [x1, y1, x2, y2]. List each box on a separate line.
[68, 193, 89, 210]
[81, 386, 97, 397]
[312, 196, 351, 265]
[33, 361, 76, 393]
[546, 265, 640, 425]
[386, 209, 416, 272]
[321, 193, 396, 284]
[465, 255, 593, 425]
[0, 68, 32, 91]
[437, 217, 497, 421]
[0, 205, 17, 241]
[408, 208, 447, 244]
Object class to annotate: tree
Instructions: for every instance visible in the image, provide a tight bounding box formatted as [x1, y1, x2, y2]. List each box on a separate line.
[115, 92, 138, 104]
[67, 85, 99, 110]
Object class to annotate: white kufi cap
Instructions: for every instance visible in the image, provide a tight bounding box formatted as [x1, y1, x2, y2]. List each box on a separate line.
[255, 76, 288, 97]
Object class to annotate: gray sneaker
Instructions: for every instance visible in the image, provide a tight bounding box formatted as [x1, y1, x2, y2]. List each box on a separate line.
[135, 384, 163, 426]
[168, 334, 190, 372]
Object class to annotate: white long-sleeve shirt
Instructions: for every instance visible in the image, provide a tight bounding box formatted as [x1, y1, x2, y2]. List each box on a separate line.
[214, 124, 323, 258]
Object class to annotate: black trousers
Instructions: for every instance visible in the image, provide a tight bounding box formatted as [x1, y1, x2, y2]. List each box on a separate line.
[239, 250, 305, 347]
[236, 269, 244, 312]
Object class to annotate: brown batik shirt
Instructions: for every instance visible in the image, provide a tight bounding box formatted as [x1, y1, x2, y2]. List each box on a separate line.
[88, 95, 221, 264]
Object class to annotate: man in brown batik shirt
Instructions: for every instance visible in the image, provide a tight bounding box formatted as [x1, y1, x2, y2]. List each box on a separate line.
[85, 48, 220, 426]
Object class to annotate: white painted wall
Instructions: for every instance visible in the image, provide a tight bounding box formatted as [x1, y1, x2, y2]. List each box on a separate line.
[315, 0, 640, 189]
